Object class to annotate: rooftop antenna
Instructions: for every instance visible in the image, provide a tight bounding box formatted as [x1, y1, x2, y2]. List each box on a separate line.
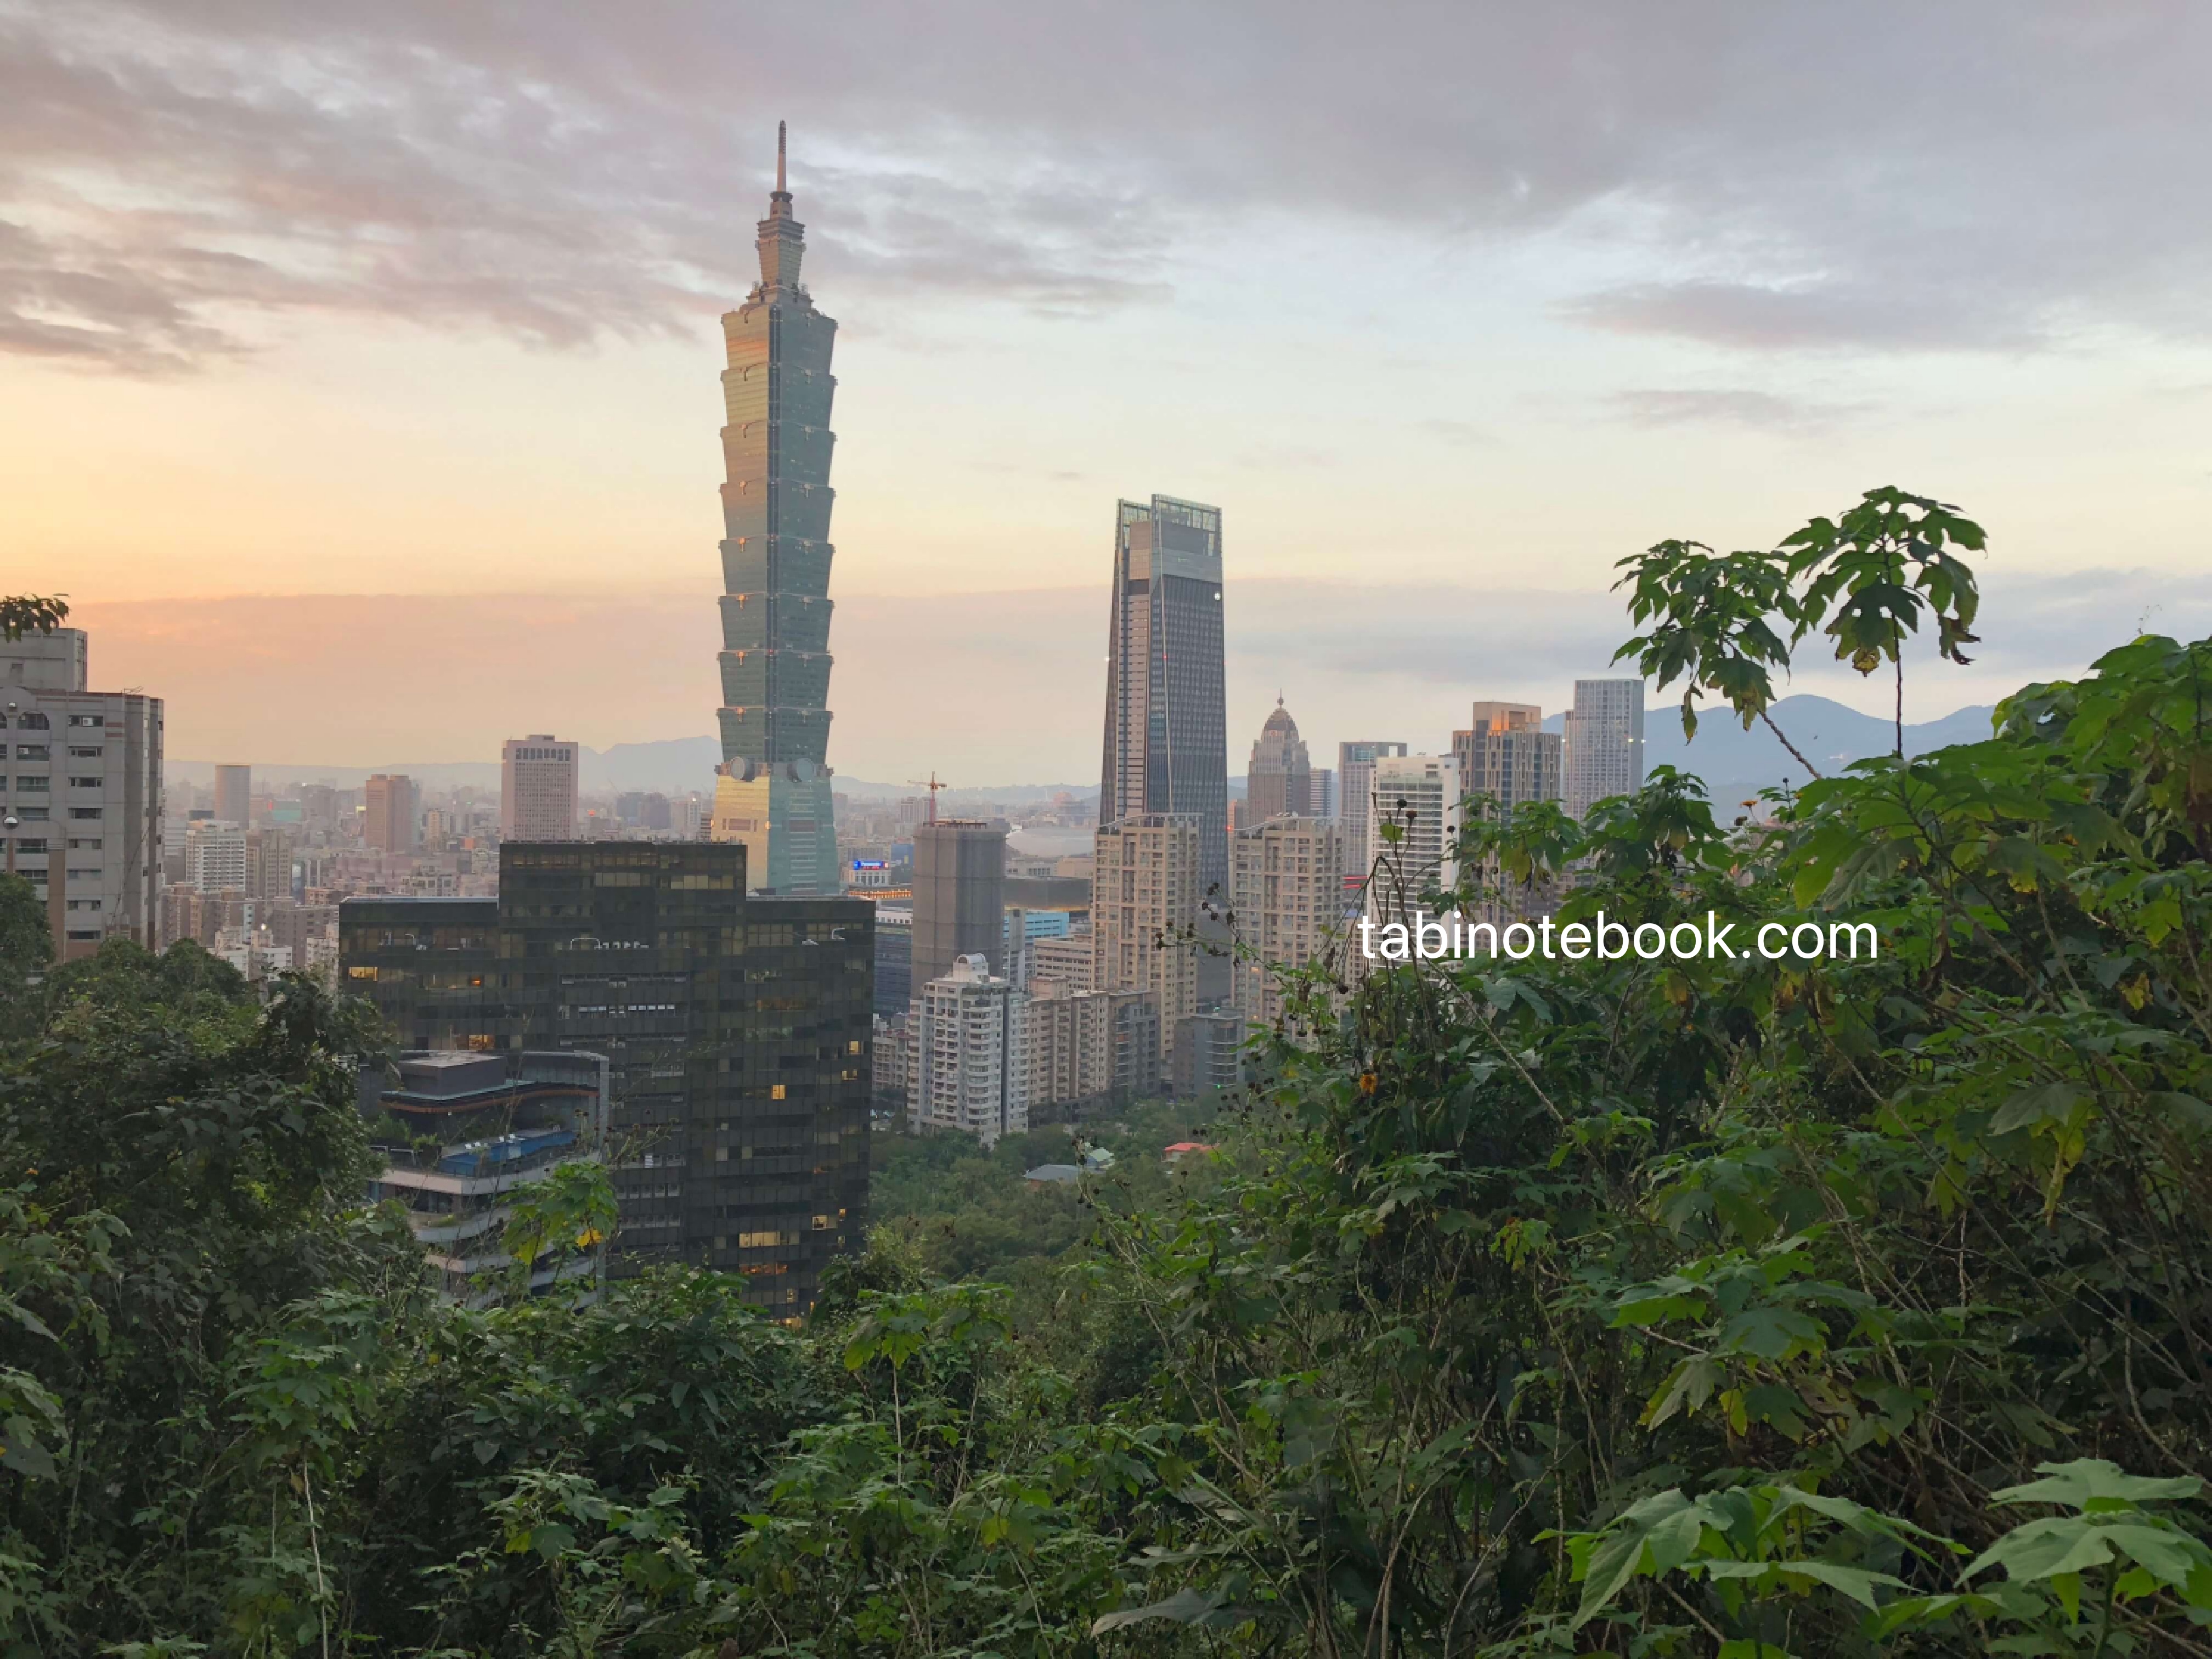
[776, 119, 787, 193]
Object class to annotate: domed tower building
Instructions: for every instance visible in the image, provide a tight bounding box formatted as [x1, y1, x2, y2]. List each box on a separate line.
[1245, 696, 1313, 823]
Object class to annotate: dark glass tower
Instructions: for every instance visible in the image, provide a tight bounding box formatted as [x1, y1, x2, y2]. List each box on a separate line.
[710, 122, 841, 894]
[337, 842, 875, 1315]
[1099, 495, 1228, 902]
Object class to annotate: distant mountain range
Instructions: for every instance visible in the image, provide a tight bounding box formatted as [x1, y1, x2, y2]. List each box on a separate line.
[1610, 695, 1997, 809]
[170, 695, 1996, 807]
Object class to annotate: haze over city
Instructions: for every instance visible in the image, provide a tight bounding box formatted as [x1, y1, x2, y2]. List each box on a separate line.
[9, 2, 2212, 778]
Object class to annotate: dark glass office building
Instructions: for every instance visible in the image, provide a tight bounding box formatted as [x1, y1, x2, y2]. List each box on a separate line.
[338, 841, 872, 1314]
[1098, 495, 1228, 901]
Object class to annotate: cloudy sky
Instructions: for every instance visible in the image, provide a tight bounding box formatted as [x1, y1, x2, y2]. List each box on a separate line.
[7, 2, 2211, 780]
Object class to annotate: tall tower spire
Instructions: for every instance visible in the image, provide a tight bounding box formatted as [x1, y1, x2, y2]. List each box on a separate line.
[713, 117, 840, 894]
[756, 119, 804, 291]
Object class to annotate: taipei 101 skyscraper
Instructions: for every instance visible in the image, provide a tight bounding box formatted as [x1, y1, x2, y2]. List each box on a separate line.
[708, 123, 843, 893]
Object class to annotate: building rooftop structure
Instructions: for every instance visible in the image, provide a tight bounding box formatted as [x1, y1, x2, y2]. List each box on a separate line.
[360, 1048, 611, 1304]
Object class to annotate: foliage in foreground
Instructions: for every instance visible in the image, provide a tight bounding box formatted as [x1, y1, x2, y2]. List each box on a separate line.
[6, 503, 2212, 1656]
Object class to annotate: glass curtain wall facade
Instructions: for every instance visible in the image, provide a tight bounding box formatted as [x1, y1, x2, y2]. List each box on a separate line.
[338, 841, 873, 1314]
[712, 125, 842, 894]
[1098, 495, 1228, 903]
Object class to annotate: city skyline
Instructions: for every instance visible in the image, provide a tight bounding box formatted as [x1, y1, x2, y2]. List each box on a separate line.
[11, 6, 2212, 780]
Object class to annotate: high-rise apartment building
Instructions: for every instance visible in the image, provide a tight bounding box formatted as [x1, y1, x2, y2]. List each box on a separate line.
[246, 826, 296, 903]
[1231, 814, 1346, 1026]
[1451, 703, 1563, 815]
[1337, 741, 1407, 888]
[1028, 929, 1096, 994]
[871, 905, 913, 1017]
[709, 125, 842, 895]
[502, 735, 580, 840]
[1367, 754, 1465, 916]
[1172, 1011, 1246, 1097]
[911, 954, 1030, 1146]
[1245, 698, 1313, 822]
[1, 626, 162, 960]
[337, 840, 873, 1313]
[213, 764, 251, 828]
[1452, 702, 1570, 926]
[1092, 813, 1200, 1052]
[1029, 979, 1160, 1116]
[1098, 496, 1228, 904]
[185, 822, 249, 893]
[1564, 679, 1647, 819]
[363, 774, 417, 854]
[910, 819, 1007, 990]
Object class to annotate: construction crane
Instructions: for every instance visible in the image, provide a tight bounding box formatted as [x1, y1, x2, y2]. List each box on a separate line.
[907, 772, 949, 825]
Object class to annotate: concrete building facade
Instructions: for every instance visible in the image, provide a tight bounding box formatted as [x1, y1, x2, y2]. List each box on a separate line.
[1092, 812, 1199, 1052]
[1565, 678, 1647, 819]
[1, 626, 163, 960]
[185, 822, 249, 893]
[363, 774, 417, 855]
[1452, 703, 1564, 817]
[1245, 698, 1313, 822]
[1172, 1009, 1246, 1097]
[360, 1049, 611, 1303]
[910, 819, 1007, 990]
[911, 953, 1030, 1146]
[1336, 741, 1407, 889]
[502, 735, 580, 840]
[1028, 929, 1096, 994]
[1451, 702, 1566, 923]
[1028, 980, 1160, 1118]
[1231, 812, 1347, 1027]
[213, 764, 251, 830]
[1367, 754, 1465, 917]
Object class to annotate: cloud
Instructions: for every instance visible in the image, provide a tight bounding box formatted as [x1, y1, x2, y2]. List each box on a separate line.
[1610, 387, 1855, 432]
[5, 2, 2212, 370]
[1570, 283, 2043, 355]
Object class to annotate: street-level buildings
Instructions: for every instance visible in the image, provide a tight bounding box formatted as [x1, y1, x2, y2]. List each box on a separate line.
[1, 626, 162, 960]
[338, 839, 872, 1316]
